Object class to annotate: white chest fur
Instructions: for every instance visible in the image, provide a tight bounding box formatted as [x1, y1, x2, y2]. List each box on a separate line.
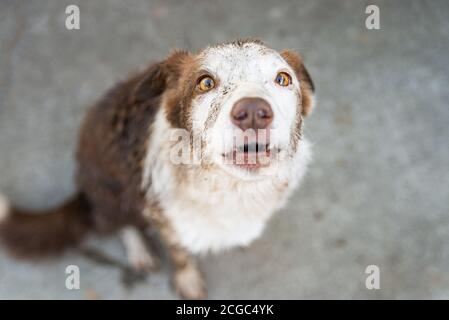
[141, 112, 312, 254]
[152, 167, 292, 253]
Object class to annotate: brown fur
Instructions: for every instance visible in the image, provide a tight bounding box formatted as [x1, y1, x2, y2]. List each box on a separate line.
[0, 49, 205, 297]
[280, 50, 315, 117]
[0, 193, 90, 258]
[76, 66, 161, 235]
[0, 59, 165, 257]
[163, 54, 204, 131]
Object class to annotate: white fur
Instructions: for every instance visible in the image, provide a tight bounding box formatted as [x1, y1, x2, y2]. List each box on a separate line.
[0, 194, 10, 223]
[141, 42, 314, 255]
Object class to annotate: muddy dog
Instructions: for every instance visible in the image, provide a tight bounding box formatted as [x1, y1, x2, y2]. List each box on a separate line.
[0, 39, 315, 299]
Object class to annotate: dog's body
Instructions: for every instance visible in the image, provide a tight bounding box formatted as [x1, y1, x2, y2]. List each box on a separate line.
[0, 39, 315, 299]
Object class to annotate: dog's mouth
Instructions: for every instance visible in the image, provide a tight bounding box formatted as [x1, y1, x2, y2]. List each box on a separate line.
[221, 142, 280, 171]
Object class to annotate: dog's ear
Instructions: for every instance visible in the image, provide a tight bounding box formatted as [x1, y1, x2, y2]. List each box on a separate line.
[132, 50, 192, 103]
[280, 50, 315, 117]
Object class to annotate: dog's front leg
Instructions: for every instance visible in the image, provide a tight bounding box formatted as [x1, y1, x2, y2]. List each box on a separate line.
[159, 224, 207, 300]
[120, 226, 159, 272]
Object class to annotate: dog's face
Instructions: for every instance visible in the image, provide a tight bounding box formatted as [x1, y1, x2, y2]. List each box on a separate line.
[134, 40, 315, 180]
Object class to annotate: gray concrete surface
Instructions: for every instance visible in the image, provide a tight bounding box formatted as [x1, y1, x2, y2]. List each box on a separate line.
[0, 0, 448, 299]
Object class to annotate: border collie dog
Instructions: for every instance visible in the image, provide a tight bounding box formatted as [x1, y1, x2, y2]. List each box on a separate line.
[0, 39, 315, 299]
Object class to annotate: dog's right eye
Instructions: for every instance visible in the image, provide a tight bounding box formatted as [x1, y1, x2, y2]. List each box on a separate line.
[197, 76, 215, 92]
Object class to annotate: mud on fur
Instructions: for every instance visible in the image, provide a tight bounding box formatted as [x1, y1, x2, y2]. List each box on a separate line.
[0, 38, 315, 299]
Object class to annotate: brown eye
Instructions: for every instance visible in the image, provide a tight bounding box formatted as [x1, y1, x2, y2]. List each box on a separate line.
[198, 76, 215, 92]
[275, 72, 291, 87]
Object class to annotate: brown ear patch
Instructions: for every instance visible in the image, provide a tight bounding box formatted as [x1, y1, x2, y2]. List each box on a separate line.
[132, 50, 192, 104]
[163, 53, 202, 131]
[280, 50, 315, 117]
[131, 49, 200, 131]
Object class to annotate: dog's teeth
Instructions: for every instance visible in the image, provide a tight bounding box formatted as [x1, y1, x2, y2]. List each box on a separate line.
[236, 143, 270, 153]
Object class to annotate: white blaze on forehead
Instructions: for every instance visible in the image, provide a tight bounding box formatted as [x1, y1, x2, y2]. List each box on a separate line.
[198, 43, 298, 85]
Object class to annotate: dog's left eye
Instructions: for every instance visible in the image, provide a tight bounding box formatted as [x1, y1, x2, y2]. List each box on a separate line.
[275, 72, 291, 87]
[197, 76, 215, 92]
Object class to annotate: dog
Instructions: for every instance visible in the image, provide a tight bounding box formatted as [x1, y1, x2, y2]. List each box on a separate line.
[0, 39, 315, 299]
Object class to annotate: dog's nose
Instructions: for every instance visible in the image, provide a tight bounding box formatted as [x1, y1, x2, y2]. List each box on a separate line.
[231, 97, 273, 130]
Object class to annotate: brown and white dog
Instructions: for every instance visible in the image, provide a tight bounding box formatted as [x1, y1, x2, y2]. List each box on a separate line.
[0, 39, 315, 299]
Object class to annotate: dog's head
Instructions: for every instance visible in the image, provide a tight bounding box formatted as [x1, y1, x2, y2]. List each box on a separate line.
[134, 39, 315, 180]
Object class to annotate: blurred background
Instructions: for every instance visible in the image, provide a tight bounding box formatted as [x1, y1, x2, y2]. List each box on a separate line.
[0, 0, 448, 299]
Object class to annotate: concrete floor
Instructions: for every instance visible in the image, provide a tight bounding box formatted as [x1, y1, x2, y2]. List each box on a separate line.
[0, 0, 448, 299]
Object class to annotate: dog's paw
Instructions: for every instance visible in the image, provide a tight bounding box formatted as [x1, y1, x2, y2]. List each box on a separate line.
[128, 248, 159, 272]
[173, 264, 207, 300]
[121, 227, 159, 272]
